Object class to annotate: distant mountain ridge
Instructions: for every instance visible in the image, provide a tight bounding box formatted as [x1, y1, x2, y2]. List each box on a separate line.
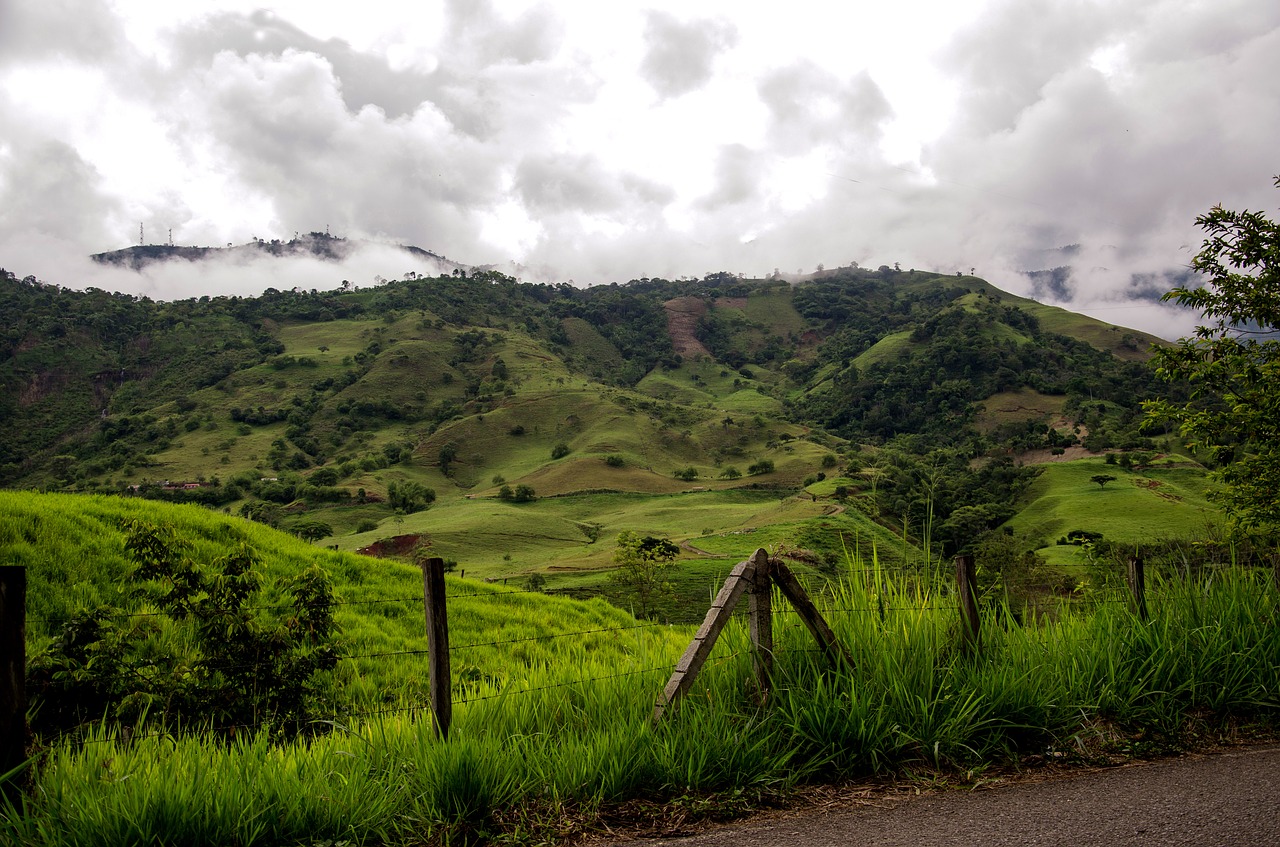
[0, 260, 1182, 565]
[91, 231, 466, 274]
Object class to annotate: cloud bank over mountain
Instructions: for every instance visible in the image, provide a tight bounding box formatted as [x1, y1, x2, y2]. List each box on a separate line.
[2, 0, 1278, 339]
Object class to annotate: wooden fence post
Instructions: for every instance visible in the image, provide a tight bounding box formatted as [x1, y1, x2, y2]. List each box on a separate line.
[653, 556, 757, 721]
[748, 549, 773, 700]
[421, 557, 451, 740]
[1127, 556, 1148, 622]
[771, 560, 855, 672]
[955, 554, 980, 652]
[0, 567, 27, 801]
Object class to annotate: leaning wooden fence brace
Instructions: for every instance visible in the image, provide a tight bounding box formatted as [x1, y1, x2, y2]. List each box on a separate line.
[771, 560, 854, 672]
[652, 552, 760, 722]
[654, 549, 852, 721]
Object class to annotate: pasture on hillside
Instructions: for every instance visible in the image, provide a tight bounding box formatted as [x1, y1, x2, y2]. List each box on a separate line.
[4, 491, 1278, 846]
[1006, 457, 1220, 567]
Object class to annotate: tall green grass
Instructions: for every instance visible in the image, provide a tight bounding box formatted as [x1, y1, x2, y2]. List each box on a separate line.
[7, 540, 1278, 846]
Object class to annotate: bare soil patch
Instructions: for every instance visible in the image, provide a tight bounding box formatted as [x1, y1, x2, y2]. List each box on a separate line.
[663, 297, 711, 359]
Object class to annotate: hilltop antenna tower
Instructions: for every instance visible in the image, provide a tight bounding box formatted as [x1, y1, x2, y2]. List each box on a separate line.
[139, 223, 144, 246]
[168, 228, 173, 246]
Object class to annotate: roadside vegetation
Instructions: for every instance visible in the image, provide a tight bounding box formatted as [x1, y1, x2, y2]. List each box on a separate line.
[3, 501, 1277, 845]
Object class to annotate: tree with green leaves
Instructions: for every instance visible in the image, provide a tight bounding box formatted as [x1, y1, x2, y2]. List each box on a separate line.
[608, 531, 679, 619]
[388, 480, 436, 513]
[1146, 176, 1280, 538]
[293, 519, 333, 541]
[27, 519, 339, 738]
[1090, 474, 1117, 489]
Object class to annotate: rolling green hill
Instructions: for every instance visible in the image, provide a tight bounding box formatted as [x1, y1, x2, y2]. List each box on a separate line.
[0, 491, 691, 698]
[1005, 456, 1220, 566]
[1, 261, 1200, 607]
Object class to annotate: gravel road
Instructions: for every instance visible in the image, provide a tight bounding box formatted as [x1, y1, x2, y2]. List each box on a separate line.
[584, 744, 1280, 847]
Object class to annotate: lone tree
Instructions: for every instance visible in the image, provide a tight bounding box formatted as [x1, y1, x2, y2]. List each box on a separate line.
[608, 531, 679, 620]
[1146, 176, 1280, 538]
[1090, 474, 1117, 489]
[27, 520, 339, 738]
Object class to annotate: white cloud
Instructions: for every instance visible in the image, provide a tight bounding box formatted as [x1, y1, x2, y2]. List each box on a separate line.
[0, 0, 1278, 341]
[638, 11, 737, 99]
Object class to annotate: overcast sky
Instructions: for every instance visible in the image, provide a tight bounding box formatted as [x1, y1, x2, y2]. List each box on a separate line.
[2, 0, 1278, 339]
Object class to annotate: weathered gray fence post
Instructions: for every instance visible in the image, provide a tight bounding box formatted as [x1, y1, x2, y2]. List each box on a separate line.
[656, 550, 857, 722]
[653, 555, 757, 721]
[771, 560, 855, 672]
[955, 554, 980, 651]
[1127, 556, 1148, 622]
[0, 567, 27, 801]
[748, 549, 773, 700]
[421, 557, 451, 740]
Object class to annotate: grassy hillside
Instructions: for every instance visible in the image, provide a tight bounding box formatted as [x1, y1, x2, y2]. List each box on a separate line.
[1004, 457, 1220, 566]
[1, 491, 692, 704]
[1, 264, 1205, 617]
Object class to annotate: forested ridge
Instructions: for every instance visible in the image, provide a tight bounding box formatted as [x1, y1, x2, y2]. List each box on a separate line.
[0, 260, 1172, 556]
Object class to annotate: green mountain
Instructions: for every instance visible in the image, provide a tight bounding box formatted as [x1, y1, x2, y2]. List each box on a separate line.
[1, 257, 1195, 607]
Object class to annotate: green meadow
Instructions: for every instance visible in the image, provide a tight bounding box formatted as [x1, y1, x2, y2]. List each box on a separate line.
[1007, 458, 1220, 558]
[4, 490, 1278, 846]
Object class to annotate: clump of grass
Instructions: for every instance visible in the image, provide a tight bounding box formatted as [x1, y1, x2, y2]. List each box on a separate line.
[5, 545, 1278, 845]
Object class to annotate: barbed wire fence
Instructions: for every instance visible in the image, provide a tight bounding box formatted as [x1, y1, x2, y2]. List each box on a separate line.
[0, 547, 1162, 771]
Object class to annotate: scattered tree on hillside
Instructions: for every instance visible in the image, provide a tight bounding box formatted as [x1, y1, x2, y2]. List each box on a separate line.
[438, 443, 458, 476]
[1146, 176, 1280, 538]
[608, 531, 679, 619]
[388, 480, 436, 513]
[27, 520, 339, 738]
[293, 519, 333, 541]
[310, 467, 339, 486]
[1090, 475, 1117, 489]
[239, 500, 282, 527]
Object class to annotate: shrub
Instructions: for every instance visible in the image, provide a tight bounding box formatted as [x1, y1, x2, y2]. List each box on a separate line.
[26, 520, 339, 739]
[388, 480, 436, 513]
[551, 442, 570, 459]
[310, 467, 339, 486]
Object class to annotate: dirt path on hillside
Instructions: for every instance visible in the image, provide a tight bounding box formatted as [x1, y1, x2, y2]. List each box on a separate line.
[581, 744, 1280, 847]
